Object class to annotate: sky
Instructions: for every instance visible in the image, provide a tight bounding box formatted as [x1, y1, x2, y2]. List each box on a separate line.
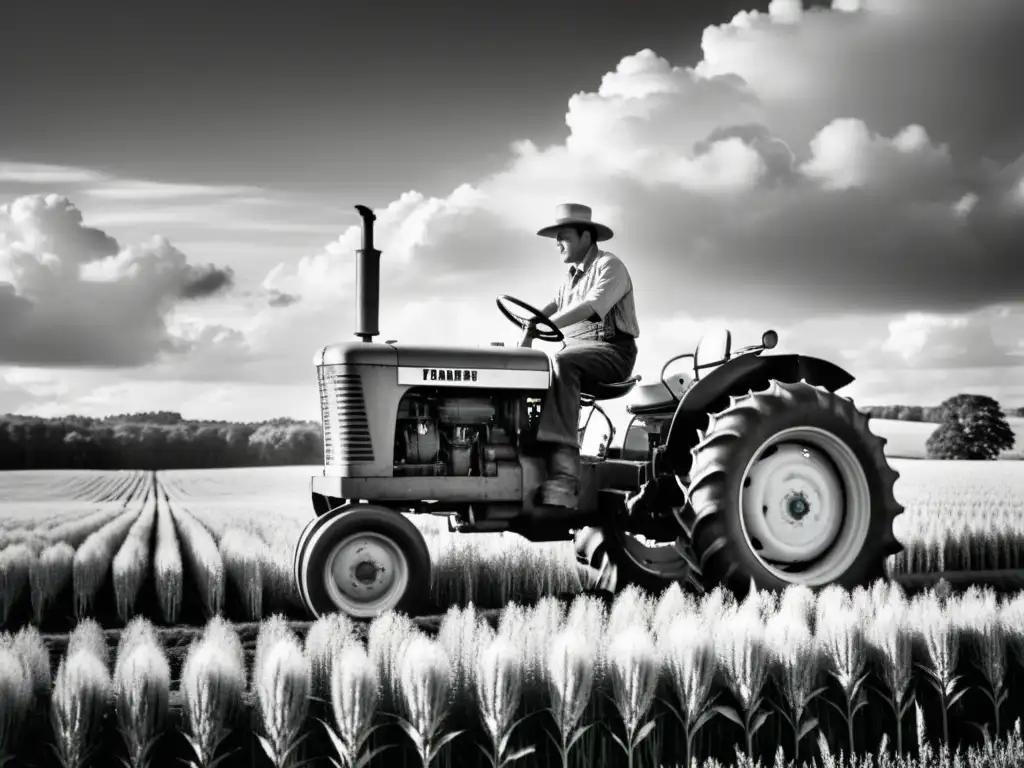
[1, 0, 1023, 427]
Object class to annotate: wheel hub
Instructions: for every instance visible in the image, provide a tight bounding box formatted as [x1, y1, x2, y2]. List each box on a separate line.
[354, 560, 379, 584]
[324, 533, 408, 612]
[785, 491, 810, 520]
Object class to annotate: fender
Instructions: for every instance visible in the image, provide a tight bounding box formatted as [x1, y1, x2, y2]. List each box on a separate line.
[660, 353, 855, 474]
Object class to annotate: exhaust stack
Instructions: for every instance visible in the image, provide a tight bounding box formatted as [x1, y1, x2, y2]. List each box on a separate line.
[353, 204, 380, 343]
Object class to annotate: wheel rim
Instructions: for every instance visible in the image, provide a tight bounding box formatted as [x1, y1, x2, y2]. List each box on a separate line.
[322, 532, 410, 617]
[739, 426, 871, 585]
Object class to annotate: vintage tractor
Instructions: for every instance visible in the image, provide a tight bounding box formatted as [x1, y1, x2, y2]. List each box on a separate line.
[293, 205, 905, 619]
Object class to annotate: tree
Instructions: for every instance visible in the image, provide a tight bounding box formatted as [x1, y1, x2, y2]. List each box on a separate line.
[926, 393, 1016, 460]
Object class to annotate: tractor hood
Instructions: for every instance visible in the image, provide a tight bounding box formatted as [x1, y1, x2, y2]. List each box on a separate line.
[315, 341, 551, 389]
[316, 341, 549, 370]
[315, 342, 397, 367]
[394, 344, 549, 371]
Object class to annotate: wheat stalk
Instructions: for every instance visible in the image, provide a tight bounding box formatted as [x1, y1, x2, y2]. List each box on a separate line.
[438, 603, 488, 715]
[651, 582, 699, 643]
[816, 604, 870, 758]
[366, 612, 419, 712]
[765, 611, 825, 763]
[29, 542, 74, 625]
[114, 642, 170, 768]
[0, 645, 32, 765]
[153, 492, 183, 624]
[394, 637, 462, 768]
[0, 544, 32, 625]
[607, 585, 655, 638]
[305, 613, 358, 703]
[713, 606, 771, 760]
[605, 627, 660, 768]
[321, 642, 389, 768]
[112, 497, 157, 622]
[114, 617, 160, 681]
[9, 625, 51, 702]
[253, 632, 311, 768]
[543, 628, 597, 768]
[50, 650, 111, 768]
[658, 613, 719, 767]
[866, 604, 915, 757]
[911, 592, 966, 747]
[475, 636, 534, 768]
[958, 590, 1008, 741]
[67, 619, 109, 670]
[219, 528, 267, 621]
[179, 618, 246, 768]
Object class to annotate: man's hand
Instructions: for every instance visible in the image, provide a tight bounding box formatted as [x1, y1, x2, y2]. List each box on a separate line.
[519, 318, 539, 348]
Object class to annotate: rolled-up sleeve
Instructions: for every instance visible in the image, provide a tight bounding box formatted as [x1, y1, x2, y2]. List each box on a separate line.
[583, 257, 630, 319]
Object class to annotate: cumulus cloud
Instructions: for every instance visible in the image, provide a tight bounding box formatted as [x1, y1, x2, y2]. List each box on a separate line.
[251, 0, 1024, 413]
[877, 307, 1024, 369]
[696, 0, 1024, 162]
[9, 0, 1024, 419]
[0, 194, 235, 367]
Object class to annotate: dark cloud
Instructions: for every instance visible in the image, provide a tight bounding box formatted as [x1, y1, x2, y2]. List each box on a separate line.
[180, 263, 234, 299]
[266, 289, 299, 308]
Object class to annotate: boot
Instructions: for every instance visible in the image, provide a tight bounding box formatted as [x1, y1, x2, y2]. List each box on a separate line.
[538, 444, 581, 509]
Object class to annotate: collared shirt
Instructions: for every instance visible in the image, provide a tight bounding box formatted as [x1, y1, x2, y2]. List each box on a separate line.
[553, 245, 640, 338]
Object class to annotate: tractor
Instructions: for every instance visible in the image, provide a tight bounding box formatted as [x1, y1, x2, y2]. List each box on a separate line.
[292, 205, 905, 619]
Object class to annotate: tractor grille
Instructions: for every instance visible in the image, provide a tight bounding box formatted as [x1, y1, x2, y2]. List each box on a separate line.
[318, 369, 374, 464]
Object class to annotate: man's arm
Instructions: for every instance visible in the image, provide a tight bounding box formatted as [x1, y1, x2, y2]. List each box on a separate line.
[548, 302, 598, 328]
[520, 299, 594, 346]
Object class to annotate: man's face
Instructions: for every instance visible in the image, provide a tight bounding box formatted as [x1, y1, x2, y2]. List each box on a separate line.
[555, 228, 589, 265]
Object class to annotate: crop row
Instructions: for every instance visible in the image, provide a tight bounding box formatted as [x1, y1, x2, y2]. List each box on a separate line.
[0, 477, 308, 631]
[8, 583, 1024, 768]
[0, 470, 148, 538]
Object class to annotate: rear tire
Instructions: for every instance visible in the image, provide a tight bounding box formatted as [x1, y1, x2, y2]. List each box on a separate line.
[299, 505, 431, 620]
[680, 380, 903, 597]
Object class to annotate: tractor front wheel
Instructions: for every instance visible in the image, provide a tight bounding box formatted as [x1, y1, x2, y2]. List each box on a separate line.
[680, 380, 904, 596]
[297, 505, 431, 619]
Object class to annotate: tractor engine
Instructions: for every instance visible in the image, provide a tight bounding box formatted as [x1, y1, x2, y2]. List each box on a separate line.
[393, 392, 535, 477]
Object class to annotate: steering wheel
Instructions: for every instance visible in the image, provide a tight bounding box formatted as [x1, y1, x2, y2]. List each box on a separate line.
[496, 295, 564, 343]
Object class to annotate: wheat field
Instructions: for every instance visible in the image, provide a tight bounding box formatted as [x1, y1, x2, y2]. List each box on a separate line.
[1, 455, 1024, 632]
[2, 429, 1024, 765]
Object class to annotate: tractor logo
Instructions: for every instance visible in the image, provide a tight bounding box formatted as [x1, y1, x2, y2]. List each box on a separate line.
[423, 368, 478, 382]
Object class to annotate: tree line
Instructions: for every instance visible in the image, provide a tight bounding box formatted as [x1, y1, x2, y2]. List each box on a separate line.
[862, 404, 1024, 421]
[0, 412, 323, 470]
[0, 398, 1019, 470]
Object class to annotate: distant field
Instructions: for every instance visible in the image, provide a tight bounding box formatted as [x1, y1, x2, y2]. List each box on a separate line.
[869, 416, 1024, 460]
[1, 457, 1023, 633]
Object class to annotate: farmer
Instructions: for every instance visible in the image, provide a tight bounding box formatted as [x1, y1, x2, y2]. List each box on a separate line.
[519, 203, 640, 508]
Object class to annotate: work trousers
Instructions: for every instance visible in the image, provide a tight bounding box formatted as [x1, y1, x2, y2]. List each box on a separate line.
[535, 335, 638, 449]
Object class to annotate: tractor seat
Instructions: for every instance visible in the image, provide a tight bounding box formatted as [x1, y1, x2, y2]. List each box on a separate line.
[581, 375, 641, 402]
[625, 379, 690, 415]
